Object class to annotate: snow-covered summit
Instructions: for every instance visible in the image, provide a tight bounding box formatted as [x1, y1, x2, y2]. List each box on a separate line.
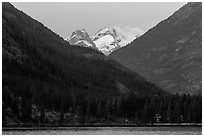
[66, 26, 144, 55]
[66, 29, 97, 49]
[92, 27, 121, 55]
[92, 26, 144, 55]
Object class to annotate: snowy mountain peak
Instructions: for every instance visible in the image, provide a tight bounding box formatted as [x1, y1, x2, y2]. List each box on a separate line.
[92, 27, 121, 55]
[66, 26, 144, 55]
[92, 26, 144, 55]
[67, 29, 97, 49]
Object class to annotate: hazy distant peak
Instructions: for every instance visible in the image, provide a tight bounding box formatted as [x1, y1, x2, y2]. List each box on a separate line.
[112, 26, 144, 47]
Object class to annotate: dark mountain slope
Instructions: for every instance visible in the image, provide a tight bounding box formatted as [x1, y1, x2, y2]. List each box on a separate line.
[110, 2, 202, 95]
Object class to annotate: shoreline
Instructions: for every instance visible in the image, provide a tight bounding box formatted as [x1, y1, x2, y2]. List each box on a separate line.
[3, 123, 202, 130]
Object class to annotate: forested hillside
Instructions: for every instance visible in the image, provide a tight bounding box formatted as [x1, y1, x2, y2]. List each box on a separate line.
[110, 2, 202, 95]
[2, 3, 201, 125]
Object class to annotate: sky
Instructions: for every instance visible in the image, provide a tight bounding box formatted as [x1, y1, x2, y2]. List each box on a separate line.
[12, 2, 186, 39]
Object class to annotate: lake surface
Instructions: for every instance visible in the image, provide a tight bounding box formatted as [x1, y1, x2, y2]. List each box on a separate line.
[3, 126, 202, 135]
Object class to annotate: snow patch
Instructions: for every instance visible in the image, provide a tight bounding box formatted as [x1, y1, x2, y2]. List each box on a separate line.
[75, 40, 93, 47]
[93, 35, 117, 55]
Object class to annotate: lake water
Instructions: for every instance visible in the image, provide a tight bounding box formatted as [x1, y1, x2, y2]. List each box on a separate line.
[3, 126, 202, 135]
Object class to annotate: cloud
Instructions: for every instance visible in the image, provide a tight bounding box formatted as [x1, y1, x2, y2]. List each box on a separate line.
[113, 26, 144, 47]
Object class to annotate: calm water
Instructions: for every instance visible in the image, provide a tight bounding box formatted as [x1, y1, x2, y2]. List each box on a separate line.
[3, 126, 202, 135]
